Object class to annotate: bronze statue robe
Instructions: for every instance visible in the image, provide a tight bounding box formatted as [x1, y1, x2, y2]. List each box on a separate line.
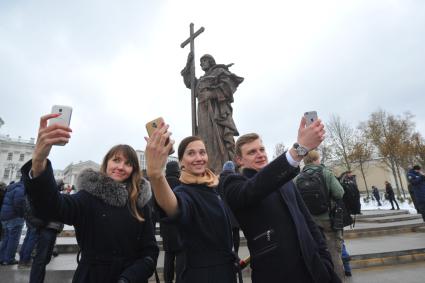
[182, 62, 243, 173]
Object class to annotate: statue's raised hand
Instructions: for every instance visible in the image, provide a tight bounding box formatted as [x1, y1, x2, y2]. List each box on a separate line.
[187, 51, 194, 63]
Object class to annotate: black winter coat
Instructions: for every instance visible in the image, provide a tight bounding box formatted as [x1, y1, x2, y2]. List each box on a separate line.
[22, 160, 159, 283]
[160, 183, 237, 283]
[385, 183, 396, 200]
[222, 153, 340, 283]
[160, 174, 183, 252]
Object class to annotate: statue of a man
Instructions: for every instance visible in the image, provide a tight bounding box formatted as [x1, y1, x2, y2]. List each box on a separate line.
[181, 52, 244, 173]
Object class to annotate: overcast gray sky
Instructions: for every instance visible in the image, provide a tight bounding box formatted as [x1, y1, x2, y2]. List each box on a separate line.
[1, 0, 424, 170]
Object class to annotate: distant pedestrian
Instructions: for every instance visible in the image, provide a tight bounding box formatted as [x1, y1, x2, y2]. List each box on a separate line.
[21, 185, 64, 282]
[385, 181, 400, 210]
[339, 171, 361, 215]
[19, 196, 46, 268]
[0, 179, 25, 265]
[0, 182, 7, 241]
[371, 186, 382, 206]
[407, 165, 425, 222]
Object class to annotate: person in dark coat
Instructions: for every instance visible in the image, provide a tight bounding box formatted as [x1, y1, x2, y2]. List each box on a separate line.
[161, 160, 184, 283]
[20, 190, 65, 282]
[371, 186, 382, 206]
[145, 133, 238, 283]
[21, 113, 159, 283]
[407, 165, 425, 222]
[0, 182, 8, 241]
[19, 196, 43, 267]
[0, 179, 26, 265]
[218, 161, 241, 254]
[385, 181, 400, 210]
[222, 119, 341, 283]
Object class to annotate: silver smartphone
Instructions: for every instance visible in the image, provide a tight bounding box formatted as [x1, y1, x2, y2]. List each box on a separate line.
[49, 105, 72, 145]
[304, 111, 318, 126]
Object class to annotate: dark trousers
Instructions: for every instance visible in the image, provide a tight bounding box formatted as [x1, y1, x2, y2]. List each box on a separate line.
[29, 228, 57, 283]
[19, 223, 39, 263]
[341, 241, 351, 273]
[163, 251, 183, 283]
[317, 221, 344, 282]
[0, 218, 24, 263]
[389, 197, 400, 209]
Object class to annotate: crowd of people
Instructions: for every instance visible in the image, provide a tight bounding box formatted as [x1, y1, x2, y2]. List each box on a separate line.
[0, 110, 424, 283]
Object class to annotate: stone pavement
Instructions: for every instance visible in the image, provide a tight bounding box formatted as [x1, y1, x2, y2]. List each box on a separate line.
[344, 209, 425, 270]
[348, 261, 425, 283]
[1, 208, 424, 282]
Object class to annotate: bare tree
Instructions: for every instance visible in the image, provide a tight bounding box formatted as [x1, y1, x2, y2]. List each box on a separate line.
[326, 115, 355, 171]
[273, 142, 286, 159]
[348, 129, 373, 197]
[411, 133, 425, 168]
[0, 117, 4, 128]
[317, 138, 333, 166]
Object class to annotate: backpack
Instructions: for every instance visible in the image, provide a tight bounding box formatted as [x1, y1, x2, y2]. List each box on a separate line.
[296, 166, 329, 215]
[340, 178, 361, 215]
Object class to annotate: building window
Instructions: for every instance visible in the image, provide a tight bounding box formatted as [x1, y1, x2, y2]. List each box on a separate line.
[3, 168, 10, 178]
[7, 152, 13, 161]
[16, 170, 22, 178]
[140, 153, 146, 169]
[19, 153, 25, 161]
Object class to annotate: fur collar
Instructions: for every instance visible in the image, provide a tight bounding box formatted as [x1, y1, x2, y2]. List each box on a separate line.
[76, 169, 152, 208]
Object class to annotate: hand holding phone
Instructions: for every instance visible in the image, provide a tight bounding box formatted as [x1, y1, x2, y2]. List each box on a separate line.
[304, 111, 318, 127]
[49, 105, 73, 146]
[145, 117, 175, 155]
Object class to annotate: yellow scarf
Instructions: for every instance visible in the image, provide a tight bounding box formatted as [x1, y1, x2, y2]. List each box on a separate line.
[179, 168, 219, 188]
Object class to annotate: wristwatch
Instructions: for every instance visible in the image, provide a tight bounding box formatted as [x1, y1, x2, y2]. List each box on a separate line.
[293, 143, 309, 157]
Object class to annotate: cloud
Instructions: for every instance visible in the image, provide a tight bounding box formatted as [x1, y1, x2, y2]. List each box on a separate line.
[1, 0, 424, 168]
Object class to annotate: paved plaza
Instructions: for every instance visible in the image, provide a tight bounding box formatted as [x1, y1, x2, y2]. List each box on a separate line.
[1, 208, 424, 282]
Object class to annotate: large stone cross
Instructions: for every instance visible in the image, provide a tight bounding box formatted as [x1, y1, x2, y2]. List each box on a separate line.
[180, 23, 204, 135]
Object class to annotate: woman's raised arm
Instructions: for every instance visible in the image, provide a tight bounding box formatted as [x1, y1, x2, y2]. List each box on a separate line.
[144, 123, 178, 217]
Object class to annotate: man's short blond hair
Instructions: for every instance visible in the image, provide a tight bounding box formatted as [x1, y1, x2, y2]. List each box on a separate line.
[235, 133, 260, 157]
[303, 150, 320, 165]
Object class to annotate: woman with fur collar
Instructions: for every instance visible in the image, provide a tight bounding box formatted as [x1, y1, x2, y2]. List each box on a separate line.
[145, 125, 239, 283]
[21, 113, 159, 283]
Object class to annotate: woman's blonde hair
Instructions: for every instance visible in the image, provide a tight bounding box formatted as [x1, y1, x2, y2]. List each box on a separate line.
[303, 150, 320, 165]
[100, 144, 145, 222]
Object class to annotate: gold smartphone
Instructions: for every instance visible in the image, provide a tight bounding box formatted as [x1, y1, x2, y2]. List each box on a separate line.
[145, 117, 175, 155]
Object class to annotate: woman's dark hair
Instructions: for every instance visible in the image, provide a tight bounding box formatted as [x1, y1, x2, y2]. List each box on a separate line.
[178, 136, 204, 161]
